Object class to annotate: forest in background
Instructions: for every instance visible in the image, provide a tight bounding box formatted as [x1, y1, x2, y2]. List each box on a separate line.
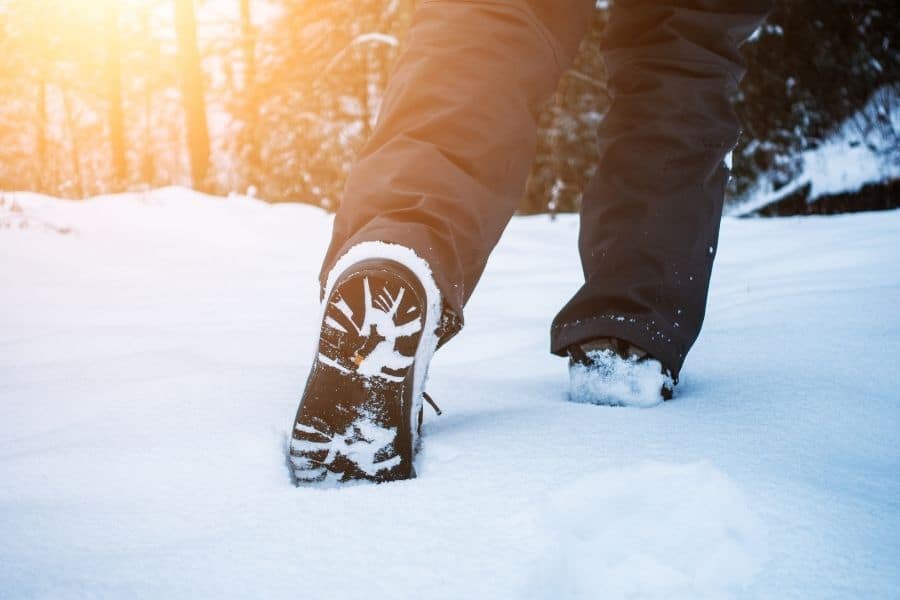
[0, 0, 897, 215]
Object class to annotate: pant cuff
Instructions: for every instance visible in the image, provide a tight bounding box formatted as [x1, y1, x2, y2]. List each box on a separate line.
[550, 314, 687, 381]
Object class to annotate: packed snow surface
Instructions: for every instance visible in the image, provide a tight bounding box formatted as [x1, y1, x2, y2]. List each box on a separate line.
[1, 188, 898, 599]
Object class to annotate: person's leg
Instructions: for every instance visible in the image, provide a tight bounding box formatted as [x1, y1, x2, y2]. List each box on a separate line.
[292, 1, 595, 483]
[320, 0, 594, 343]
[551, 0, 771, 382]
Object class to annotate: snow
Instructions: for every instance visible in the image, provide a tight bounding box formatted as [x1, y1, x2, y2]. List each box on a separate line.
[2, 188, 899, 598]
[568, 349, 672, 408]
[529, 462, 764, 598]
[730, 85, 900, 216]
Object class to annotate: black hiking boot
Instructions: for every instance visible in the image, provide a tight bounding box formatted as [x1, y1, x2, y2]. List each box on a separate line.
[289, 256, 440, 484]
[567, 337, 675, 407]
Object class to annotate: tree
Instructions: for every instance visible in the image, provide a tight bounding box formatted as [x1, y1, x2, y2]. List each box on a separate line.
[174, 0, 211, 191]
[731, 0, 900, 209]
[106, 0, 127, 187]
[237, 0, 259, 191]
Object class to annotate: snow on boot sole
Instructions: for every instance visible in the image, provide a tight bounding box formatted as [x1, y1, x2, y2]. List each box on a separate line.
[289, 244, 442, 485]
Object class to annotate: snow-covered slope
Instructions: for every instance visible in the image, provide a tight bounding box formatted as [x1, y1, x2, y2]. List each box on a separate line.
[1, 189, 898, 599]
[728, 85, 900, 216]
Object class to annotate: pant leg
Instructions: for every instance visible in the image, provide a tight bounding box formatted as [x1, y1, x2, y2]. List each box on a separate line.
[550, 0, 771, 380]
[320, 0, 594, 342]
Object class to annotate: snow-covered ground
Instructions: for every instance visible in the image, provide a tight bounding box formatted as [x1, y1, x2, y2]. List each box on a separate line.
[729, 84, 900, 216]
[1, 188, 898, 599]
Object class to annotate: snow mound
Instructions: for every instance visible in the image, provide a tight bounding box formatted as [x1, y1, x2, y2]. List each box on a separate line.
[568, 349, 672, 408]
[0, 192, 73, 234]
[530, 461, 764, 599]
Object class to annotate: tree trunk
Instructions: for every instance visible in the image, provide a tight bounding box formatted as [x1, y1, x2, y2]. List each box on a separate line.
[36, 80, 48, 192]
[239, 0, 259, 191]
[106, 0, 127, 188]
[140, 6, 156, 186]
[62, 90, 84, 198]
[174, 0, 211, 191]
[240, 0, 255, 92]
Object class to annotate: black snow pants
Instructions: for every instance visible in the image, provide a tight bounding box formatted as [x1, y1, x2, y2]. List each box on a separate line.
[320, 0, 771, 380]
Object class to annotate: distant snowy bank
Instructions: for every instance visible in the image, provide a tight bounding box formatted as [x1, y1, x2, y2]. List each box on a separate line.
[730, 84, 900, 216]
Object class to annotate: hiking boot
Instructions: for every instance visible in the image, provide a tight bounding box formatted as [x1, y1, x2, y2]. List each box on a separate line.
[288, 247, 442, 485]
[567, 337, 674, 407]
